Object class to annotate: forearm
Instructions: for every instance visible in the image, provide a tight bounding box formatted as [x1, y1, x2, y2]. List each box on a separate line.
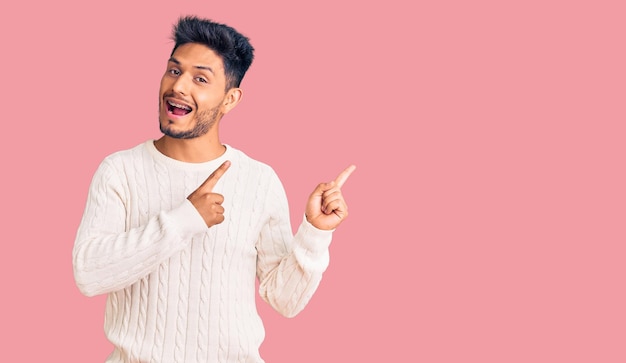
[73, 199, 206, 297]
[258, 217, 332, 318]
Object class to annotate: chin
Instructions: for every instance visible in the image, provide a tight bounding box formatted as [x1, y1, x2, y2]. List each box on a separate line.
[160, 124, 185, 139]
[160, 122, 210, 140]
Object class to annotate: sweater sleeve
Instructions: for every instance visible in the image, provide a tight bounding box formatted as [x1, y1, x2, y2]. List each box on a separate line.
[72, 159, 207, 297]
[256, 171, 333, 318]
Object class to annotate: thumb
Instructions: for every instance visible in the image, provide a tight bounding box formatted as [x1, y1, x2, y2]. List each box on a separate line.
[310, 181, 334, 199]
[306, 181, 334, 214]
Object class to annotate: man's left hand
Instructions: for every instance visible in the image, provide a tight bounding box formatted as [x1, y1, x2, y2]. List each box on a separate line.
[305, 165, 356, 230]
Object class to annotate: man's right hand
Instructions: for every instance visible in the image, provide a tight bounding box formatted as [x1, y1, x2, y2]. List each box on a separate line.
[187, 160, 231, 227]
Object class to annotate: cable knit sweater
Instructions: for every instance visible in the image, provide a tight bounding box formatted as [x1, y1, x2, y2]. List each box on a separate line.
[73, 140, 333, 363]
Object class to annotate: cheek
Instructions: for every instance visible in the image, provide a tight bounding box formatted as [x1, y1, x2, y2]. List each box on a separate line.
[194, 95, 214, 110]
[159, 78, 168, 96]
[197, 92, 225, 109]
[159, 74, 176, 94]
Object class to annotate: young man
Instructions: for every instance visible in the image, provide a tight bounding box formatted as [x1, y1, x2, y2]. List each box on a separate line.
[73, 16, 355, 363]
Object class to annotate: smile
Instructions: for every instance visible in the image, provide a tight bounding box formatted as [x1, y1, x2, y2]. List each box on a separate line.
[167, 100, 192, 116]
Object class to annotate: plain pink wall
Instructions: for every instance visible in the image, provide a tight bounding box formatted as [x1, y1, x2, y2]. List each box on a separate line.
[1, 1, 624, 362]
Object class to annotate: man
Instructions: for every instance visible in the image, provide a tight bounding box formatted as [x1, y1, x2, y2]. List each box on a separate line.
[73, 15, 355, 363]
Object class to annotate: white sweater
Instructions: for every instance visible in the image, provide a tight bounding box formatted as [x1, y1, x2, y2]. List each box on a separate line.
[73, 140, 333, 363]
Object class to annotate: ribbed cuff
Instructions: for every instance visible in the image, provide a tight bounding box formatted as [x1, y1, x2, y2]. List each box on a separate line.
[296, 215, 333, 254]
[167, 199, 209, 239]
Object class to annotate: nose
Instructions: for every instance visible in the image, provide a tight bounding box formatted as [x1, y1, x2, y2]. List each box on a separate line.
[172, 74, 191, 96]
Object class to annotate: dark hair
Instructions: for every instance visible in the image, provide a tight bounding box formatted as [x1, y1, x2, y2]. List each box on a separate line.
[171, 15, 255, 89]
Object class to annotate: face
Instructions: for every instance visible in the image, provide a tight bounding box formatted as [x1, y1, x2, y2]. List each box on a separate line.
[158, 43, 231, 139]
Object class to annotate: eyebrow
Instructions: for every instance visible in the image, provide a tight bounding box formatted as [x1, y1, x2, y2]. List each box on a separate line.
[168, 57, 215, 75]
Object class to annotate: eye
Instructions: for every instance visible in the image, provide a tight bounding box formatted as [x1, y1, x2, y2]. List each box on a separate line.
[168, 68, 181, 76]
[195, 76, 208, 83]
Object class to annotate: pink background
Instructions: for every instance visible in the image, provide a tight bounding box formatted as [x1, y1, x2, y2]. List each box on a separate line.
[1, 0, 624, 362]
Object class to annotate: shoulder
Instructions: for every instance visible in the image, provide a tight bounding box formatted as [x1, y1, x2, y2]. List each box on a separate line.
[226, 145, 283, 184]
[93, 141, 151, 177]
[227, 146, 276, 174]
[103, 141, 150, 162]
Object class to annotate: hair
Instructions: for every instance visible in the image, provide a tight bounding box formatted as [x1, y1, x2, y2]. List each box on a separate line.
[170, 15, 255, 90]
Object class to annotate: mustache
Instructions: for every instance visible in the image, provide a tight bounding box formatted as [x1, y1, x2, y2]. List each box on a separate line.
[163, 92, 192, 104]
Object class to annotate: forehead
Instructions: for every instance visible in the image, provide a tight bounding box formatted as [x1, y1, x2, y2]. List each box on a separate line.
[170, 43, 225, 73]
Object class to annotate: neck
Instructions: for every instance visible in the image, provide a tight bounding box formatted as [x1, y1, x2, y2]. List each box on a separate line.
[154, 135, 226, 163]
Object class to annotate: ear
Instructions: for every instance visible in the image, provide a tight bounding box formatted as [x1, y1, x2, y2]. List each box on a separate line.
[221, 88, 243, 114]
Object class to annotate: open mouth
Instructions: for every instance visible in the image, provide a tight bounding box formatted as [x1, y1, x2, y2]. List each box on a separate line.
[166, 100, 192, 116]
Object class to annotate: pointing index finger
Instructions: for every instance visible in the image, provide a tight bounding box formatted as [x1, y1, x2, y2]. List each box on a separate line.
[200, 160, 231, 191]
[334, 164, 356, 188]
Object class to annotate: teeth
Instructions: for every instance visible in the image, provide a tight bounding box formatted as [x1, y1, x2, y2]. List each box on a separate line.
[167, 100, 191, 110]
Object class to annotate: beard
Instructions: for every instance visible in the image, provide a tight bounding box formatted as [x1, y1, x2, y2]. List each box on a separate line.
[160, 106, 221, 139]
